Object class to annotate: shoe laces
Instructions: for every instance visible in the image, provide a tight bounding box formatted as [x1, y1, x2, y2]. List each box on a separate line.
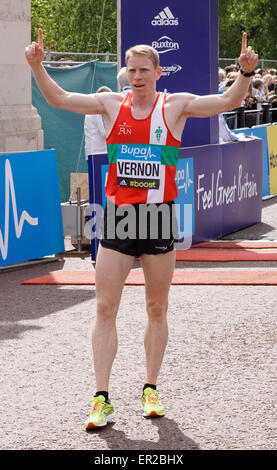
[143, 387, 159, 404]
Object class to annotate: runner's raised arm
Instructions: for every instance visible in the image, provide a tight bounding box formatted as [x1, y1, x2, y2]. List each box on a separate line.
[25, 28, 106, 115]
[171, 32, 259, 119]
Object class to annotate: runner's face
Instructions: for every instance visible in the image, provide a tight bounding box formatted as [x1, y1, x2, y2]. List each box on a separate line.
[126, 56, 161, 95]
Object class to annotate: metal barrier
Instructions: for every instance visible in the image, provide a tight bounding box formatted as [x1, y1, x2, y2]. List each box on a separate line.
[43, 50, 117, 66]
[42, 54, 276, 68]
[219, 58, 277, 70]
[223, 103, 274, 129]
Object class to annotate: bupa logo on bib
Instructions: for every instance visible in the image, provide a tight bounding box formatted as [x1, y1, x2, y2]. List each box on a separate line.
[117, 144, 161, 190]
[117, 144, 161, 161]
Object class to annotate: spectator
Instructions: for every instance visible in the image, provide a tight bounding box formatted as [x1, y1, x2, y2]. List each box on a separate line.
[263, 73, 275, 95]
[218, 68, 226, 94]
[230, 63, 239, 72]
[84, 86, 112, 160]
[243, 79, 257, 109]
[225, 72, 239, 88]
[268, 78, 277, 104]
[218, 68, 226, 83]
[225, 64, 238, 75]
[84, 68, 130, 160]
[255, 68, 266, 77]
[252, 78, 266, 109]
[219, 71, 238, 94]
[117, 66, 131, 94]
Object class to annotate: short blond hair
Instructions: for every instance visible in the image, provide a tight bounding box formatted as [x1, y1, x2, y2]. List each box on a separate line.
[125, 45, 160, 69]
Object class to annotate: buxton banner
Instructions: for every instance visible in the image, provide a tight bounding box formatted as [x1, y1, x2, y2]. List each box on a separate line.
[118, 0, 219, 147]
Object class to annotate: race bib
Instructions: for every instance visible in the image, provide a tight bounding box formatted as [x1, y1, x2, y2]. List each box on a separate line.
[117, 144, 161, 190]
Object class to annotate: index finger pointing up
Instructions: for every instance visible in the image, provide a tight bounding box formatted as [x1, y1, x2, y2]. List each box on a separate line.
[241, 32, 247, 54]
[38, 28, 44, 48]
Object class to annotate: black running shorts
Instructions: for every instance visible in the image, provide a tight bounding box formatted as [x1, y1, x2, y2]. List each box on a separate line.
[100, 200, 178, 257]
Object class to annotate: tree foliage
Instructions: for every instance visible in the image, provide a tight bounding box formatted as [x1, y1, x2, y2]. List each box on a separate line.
[219, 0, 277, 59]
[31, 0, 277, 60]
[31, 0, 117, 54]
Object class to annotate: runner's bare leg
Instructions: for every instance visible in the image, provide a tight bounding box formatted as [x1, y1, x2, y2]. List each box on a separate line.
[140, 250, 176, 385]
[92, 244, 135, 391]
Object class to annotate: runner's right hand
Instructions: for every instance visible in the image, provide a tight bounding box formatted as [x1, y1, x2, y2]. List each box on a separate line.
[25, 28, 45, 66]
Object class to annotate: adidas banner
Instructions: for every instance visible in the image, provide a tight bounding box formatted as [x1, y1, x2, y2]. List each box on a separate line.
[118, 0, 219, 147]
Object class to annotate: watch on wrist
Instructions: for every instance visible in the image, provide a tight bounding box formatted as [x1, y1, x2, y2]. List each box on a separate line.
[240, 68, 255, 77]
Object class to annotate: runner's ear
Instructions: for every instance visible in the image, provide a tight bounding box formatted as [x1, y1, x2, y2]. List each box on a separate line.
[156, 66, 162, 80]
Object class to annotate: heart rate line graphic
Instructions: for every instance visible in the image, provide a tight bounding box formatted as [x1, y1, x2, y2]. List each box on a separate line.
[0, 159, 39, 261]
[176, 160, 193, 192]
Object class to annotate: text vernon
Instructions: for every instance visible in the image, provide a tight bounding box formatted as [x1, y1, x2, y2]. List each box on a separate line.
[117, 161, 160, 178]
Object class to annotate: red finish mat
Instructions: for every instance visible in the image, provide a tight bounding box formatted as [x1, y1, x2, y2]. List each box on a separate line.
[191, 241, 277, 249]
[175, 248, 277, 262]
[21, 270, 277, 286]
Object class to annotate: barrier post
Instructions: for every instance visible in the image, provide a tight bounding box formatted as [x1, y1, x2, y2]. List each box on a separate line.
[76, 187, 83, 253]
[238, 106, 246, 128]
[262, 103, 271, 124]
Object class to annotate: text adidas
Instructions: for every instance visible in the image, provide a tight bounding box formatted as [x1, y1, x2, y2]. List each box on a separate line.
[151, 7, 179, 26]
[152, 17, 179, 26]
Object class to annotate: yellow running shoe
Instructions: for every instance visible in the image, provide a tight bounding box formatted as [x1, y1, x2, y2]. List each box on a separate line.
[85, 395, 115, 429]
[142, 387, 165, 418]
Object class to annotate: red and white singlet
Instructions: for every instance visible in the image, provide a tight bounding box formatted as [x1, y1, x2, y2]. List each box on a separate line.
[105, 92, 181, 205]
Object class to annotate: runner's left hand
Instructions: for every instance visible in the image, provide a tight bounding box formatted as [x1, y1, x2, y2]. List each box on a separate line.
[238, 32, 258, 73]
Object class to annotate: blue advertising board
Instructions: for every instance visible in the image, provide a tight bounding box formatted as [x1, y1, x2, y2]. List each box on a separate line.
[180, 144, 223, 242]
[0, 150, 64, 267]
[185, 139, 262, 243]
[87, 154, 108, 260]
[119, 0, 219, 147]
[174, 157, 194, 243]
[221, 141, 262, 233]
[87, 139, 262, 260]
[233, 126, 270, 197]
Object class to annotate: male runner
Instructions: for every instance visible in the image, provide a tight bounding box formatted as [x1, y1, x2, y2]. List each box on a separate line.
[25, 29, 258, 429]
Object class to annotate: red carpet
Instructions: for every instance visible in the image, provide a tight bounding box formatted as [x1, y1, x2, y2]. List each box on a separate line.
[191, 241, 277, 249]
[21, 241, 277, 286]
[21, 269, 277, 286]
[175, 248, 277, 262]
[174, 241, 277, 261]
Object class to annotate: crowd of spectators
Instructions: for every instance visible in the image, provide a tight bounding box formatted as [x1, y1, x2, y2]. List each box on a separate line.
[218, 64, 277, 111]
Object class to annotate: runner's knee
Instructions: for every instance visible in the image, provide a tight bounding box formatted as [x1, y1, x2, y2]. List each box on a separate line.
[96, 297, 118, 322]
[146, 299, 168, 321]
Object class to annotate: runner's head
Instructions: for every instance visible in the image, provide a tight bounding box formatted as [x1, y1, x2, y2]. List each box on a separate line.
[125, 45, 162, 93]
[125, 45, 160, 69]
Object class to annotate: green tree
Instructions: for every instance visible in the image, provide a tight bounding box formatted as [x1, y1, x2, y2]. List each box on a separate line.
[219, 0, 277, 59]
[31, 1, 277, 60]
[31, 0, 117, 55]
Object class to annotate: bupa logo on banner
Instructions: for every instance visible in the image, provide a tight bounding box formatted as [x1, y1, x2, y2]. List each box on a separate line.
[174, 157, 195, 247]
[0, 150, 64, 267]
